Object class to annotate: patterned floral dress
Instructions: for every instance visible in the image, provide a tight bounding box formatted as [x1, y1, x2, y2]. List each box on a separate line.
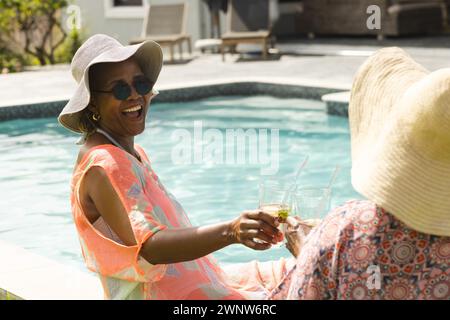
[269, 200, 450, 300]
[71, 144, 293, 300]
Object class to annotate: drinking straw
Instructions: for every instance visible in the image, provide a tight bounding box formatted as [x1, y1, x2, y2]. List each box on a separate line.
[294, 155, 310, 185]
[282, 155, 309, 204]
[327, 165, 341, 190]
[314, 165, 341, 217]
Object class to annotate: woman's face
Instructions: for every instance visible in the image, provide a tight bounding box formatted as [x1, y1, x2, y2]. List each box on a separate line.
[89, 58, 154, 138]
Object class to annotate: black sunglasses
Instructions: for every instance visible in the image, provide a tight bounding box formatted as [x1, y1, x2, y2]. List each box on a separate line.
[94, 76, 154, 101]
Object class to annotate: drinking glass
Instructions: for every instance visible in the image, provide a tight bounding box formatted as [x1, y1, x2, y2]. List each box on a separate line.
[292, 186, 331, 227]
[258, 178, 294, 247]
[286, 186, 331, 250]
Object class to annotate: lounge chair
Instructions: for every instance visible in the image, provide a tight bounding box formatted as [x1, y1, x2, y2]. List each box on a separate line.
[129, 3, 192, 63]
[221, 0, 272, 61]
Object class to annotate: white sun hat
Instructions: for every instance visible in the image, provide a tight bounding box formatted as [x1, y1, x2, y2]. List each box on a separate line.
[349, 47, 450, 237]
[58, 34, 163, 133]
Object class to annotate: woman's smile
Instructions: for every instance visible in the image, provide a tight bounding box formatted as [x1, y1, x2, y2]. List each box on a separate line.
[120, 100, 145, 121]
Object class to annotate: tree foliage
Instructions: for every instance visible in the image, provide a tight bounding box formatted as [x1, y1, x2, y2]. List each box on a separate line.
[0, 0, 69, 66]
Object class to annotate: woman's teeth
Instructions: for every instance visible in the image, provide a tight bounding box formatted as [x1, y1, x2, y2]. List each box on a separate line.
[123, 105, 142, 113]
[122, 105, 143, 119]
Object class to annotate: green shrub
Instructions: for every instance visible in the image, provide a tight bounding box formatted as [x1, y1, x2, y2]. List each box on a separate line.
[0, 0, 70, 66]
[0, 47, 25, 73]
[54, 27, 84, 64]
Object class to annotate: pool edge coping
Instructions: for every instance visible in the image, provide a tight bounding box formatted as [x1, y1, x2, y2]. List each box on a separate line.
[0, 78, 351, 121]
[0, 240, 103, 300]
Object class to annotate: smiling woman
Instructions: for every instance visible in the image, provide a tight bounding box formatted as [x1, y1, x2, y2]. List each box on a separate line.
[80, 58, 155, 144]
[57, 34, 294, 300]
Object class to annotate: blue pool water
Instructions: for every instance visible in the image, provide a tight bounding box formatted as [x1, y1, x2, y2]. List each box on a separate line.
[0, 96, 361, 272]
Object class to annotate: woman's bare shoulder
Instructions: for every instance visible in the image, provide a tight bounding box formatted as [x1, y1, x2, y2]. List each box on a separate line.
[75, 133, 111, 167]
[76, 141, 112, 203]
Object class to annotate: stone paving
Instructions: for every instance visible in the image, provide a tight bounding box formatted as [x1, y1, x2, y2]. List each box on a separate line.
[2, 37, 450, 111]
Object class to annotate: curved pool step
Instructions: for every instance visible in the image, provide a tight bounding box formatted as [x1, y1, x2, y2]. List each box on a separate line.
[322, 91, 350, 117]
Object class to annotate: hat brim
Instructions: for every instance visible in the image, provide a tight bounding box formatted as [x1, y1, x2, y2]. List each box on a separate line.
[350, 47, 450, 236]
[58, 40, 163, 133]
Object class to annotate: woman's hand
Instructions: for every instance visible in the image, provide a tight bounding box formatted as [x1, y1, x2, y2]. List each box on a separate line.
[285, 216, 316, 258]
[228, 209, 284, 250]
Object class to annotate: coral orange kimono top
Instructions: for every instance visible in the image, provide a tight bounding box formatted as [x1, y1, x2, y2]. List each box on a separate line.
[71, 144, 291, 300]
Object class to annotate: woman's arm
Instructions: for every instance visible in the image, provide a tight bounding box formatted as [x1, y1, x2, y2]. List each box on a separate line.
[85, 167, 282, 265]
[141, 209, 281, 264]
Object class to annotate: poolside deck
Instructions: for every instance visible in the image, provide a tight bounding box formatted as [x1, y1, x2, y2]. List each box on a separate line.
[1, 37, 450, 119]
[0, 240, 103, 300]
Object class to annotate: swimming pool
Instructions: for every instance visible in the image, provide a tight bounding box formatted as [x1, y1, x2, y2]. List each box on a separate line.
[0, 95, 361, 272]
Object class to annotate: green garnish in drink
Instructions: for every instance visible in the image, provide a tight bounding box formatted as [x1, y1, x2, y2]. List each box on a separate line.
[260, 204, 291, 222]
[277, 207, 290, 221]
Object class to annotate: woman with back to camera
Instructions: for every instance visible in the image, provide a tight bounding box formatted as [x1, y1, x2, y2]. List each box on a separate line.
[58, 34, 294, 300]
[270, 48, 450, 300]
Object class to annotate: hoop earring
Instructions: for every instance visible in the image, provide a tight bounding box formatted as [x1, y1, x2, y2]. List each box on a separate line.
[92, 113, 100, 121]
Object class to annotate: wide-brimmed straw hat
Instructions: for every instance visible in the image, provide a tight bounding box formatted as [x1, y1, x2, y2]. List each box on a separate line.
[58, 34, 163, 133]
[349, 47, 450, 237]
